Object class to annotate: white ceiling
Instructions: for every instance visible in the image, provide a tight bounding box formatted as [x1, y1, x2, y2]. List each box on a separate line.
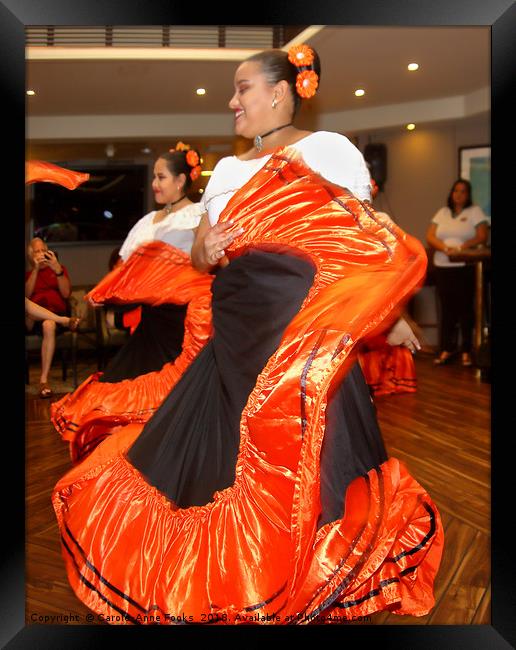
[26, 25, 490, 136]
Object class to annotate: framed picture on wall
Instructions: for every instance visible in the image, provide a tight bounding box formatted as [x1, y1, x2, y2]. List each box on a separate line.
[459, 145, 491, 219]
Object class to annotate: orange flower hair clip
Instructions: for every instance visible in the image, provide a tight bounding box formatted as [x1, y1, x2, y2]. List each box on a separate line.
[186, 150, 200, 167]
[168, 142, 201, 180]
[287, 43, 319, 99]
[184, 148, 202, 180]
[296, 70, 319, 99]
[189, 165, 202, 181]
[288, 44, 314, 67]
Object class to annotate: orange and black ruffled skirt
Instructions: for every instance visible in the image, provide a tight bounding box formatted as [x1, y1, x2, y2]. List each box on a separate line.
[52, 148, 443, 624]
[359, 334, 417, 396]
[50, 242, 213, 463]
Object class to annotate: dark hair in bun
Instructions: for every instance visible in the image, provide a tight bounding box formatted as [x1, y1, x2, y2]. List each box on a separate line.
[158, 148, 201, 191]
[245, 47, 321, 116]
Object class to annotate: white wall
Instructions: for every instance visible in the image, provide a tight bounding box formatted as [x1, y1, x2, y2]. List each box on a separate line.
[44, 243, 119, 288]
[357, 113, 490, 242]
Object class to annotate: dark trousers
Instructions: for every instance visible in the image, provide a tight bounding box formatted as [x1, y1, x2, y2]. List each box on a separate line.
[434, 265, 475, 353]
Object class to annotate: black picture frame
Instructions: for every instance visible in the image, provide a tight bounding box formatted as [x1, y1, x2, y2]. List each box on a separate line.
[3, 1, 514, 647]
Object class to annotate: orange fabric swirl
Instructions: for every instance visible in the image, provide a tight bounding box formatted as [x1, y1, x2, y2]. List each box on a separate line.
[52, 146, 443, 624]
[26, 160, 89, 190]
[50, 241, 213, 463]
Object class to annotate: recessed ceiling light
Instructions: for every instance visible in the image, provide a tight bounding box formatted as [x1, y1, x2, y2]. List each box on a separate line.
[354, 89, 365, 97]
[407, 63, 419, 71]
[406, 123, 416, 131]
[196, 88, 206, 96]
[26, 89, 36, 96]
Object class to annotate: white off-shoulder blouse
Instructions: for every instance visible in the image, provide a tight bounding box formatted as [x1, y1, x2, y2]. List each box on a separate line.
[119, 201, 204, 261]
[201, 131, 372, 226]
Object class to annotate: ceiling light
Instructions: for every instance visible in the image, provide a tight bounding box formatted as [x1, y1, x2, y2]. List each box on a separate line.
[199, 188, 204, 194]
[406, 123, 416, 131]
[26, 89, 36, 96]
[201, 170, 212, 176]
[196, 88, 206, 96]
[354, 89, 365, 97]
[407, 63, 419, 71]
[141, 147, 151, 154]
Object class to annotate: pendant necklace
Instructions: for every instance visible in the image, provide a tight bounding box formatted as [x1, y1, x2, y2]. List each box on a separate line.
[163, 194, 186, 216]
[254, 122, 293, 152]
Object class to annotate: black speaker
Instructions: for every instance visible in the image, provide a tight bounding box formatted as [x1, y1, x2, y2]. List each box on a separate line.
[364, 143, 387, 190]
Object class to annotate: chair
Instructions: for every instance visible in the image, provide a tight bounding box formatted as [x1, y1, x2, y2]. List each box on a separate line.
[25, 328, 74, 385]
[67, 285, 100, 387]
[25, 285, 100, 389]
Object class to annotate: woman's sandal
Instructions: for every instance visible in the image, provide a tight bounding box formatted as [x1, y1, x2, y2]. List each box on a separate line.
[433, 351, 453, 365]
[68, 316, 81, 332]
[39, 383, 53, 399]
[461, 352, 473, 367]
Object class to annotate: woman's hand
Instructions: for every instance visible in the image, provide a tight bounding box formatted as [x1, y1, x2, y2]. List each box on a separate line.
[44, 249, 63, 274]
[386, 317, 421, 353]
[203, 221, 244, 267]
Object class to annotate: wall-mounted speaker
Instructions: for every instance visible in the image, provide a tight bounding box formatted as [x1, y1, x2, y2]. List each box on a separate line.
[364, 143, 387, 190]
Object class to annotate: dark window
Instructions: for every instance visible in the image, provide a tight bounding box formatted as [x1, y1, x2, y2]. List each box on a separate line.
[31, 164, 147, 243]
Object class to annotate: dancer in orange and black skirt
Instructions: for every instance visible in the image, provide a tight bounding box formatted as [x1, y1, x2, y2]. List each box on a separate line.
[51, 146, 213, 463]
[53, 45, 443, 624]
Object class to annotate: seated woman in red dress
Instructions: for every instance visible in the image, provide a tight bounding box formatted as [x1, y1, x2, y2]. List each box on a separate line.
[25, 237, 73, 398]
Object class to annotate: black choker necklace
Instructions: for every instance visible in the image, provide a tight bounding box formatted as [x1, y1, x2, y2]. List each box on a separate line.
[163, 195, 186, 215]
[254, 123, 293, 152]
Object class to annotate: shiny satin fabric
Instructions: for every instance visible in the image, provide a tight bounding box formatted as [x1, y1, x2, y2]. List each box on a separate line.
[359, 335, 417, 396]
[52, 147, 443, 624]
[26, 160, 90, 189]
[50, 241, 213, 463]
[122, 306, 142, 334]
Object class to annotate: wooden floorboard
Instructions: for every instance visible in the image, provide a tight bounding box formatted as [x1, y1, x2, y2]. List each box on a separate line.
[25, 352, 490, 625]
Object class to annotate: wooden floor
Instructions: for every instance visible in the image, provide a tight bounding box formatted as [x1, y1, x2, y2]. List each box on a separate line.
[25, 352, 490, 626]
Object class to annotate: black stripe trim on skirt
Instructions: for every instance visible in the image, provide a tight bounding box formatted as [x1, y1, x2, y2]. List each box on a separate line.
[300, 329, 327, 438]
[301, 465, 385, 622]
[292, 470, 375, 623]
[386, 501, 437, 563]
[334, 577, 400, 609]
[61, 534, 142, 625]
[63, 522, 148, 614]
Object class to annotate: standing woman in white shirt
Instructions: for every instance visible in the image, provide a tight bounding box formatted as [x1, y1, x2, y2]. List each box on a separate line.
[426, 179, 489, 366]
[53, 45, 443, 624]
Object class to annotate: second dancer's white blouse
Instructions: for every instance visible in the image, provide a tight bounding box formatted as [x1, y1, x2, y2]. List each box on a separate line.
[201, 131, 372, 226]
[119, 202, 204, 261]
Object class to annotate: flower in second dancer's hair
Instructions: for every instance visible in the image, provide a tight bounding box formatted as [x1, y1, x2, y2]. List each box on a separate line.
[190, 165, 202, 181]
[186, 150, 200, 167]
